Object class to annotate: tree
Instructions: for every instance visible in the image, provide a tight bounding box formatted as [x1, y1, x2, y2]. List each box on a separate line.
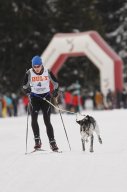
[0, 0, 55, 92]
[53, 0, 104, 34]
[95, 0, 127, 82]
[0, 0, 126, 93]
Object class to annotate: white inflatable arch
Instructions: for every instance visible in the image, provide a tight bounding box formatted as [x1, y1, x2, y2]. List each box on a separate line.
[41, 31, 123, 95]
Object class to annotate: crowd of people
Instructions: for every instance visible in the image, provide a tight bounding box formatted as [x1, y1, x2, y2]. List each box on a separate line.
[0, 87, 127, 118]
[58, 87, 127, 113]
[0, 93, 29, 117]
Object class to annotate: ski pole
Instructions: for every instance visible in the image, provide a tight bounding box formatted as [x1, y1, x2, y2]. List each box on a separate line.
[56, 100, 71, 151]
[25, 103, 30, 154]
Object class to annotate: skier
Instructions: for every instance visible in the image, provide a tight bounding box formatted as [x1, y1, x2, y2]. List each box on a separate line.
[22, 55, 59, 151]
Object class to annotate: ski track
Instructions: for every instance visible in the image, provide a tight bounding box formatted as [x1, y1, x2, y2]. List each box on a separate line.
[0, 110, 127, 192]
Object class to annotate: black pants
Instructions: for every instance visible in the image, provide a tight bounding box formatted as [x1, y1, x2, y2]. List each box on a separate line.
[30, 95, 54, 142]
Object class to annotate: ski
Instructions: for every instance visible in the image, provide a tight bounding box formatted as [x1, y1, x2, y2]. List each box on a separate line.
[30, 148, 46, 153]
[25, 148, 46, 155]
[26, 149, 62, 155]
[52, 150, 62, 153]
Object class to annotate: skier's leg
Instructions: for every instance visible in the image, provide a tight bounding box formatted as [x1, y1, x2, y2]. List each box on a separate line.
[30, 99, 41, 149]
[42, 101, 54, 140]
[31, 111, 39, 135]
[42, 100, 58, 151]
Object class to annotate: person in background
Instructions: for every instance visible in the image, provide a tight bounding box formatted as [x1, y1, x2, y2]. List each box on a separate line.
[0, 95, 7, 117]
[94, 90, 104, 110]
[4, 94, 13, 116]
[121, 88, 127, 108]
[22, 94, 29, 113]
[11, 93, 18, 116]
[64, 89, 73, 112]
[0, 97, 2, 117]
[22, 55, 59, 151]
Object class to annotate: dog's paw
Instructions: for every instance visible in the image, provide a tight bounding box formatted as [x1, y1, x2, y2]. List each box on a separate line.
[90, 148, 94, 152]
[98, 136, 102, 144]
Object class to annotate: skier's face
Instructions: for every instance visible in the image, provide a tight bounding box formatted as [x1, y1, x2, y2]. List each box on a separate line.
[33, 65, 43, 73]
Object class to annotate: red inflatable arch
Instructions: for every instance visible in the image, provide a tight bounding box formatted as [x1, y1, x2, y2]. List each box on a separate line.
[41, 31, 123, 95]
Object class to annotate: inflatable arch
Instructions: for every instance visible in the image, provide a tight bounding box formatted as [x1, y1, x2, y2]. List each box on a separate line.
[41, 31, 123, 95]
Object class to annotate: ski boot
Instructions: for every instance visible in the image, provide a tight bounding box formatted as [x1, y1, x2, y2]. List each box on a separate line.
[34, 137, 42, 150]
[50, 139, 59, 151]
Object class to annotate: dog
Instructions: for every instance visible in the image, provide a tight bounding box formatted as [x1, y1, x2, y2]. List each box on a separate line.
[76, 115, 102, 152]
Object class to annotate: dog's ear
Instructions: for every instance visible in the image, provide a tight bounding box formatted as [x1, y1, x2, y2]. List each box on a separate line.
[76, 120, 81, 125]
[86, 115, 90, 119]
[89, 116, 96, 124]
[86, 115, 95, 123]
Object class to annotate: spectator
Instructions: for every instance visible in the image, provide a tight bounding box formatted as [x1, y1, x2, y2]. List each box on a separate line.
[84, 96, 94, 110]
[94, 90, 104, 110]
[64, 90, 73, 112]
[4, 95, 13, 116]
[106, 89, 114, 109]
[121, 88, 127, 108]
[11, 93, 18, 116]
[0, 95, 7, 117]
[22, 95, 29, 112]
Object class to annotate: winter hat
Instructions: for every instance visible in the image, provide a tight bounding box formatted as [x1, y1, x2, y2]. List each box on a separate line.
[32, 55, 42, 66]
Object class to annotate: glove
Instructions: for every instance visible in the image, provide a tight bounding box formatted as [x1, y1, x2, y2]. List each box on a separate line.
[23, 87, 31, 95]
[52, 89, 58, 98]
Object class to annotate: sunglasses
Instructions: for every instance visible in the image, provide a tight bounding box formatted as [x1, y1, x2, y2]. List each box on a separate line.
[33, 65, 42, 69]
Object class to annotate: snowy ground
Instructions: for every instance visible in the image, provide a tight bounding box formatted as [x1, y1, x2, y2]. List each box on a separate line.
[0, 109, 127, 192]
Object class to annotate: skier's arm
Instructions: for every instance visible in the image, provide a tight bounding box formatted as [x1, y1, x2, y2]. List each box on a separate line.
[48, 70, 59, 90]
[48, 70, 59, 97]
[22, 70, 31, 94]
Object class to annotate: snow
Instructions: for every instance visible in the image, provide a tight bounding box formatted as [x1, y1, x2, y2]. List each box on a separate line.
[0, 109, 127, 192]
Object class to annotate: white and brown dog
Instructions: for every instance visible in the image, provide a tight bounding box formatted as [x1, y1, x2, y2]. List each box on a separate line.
[76, 115, 102, 152]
